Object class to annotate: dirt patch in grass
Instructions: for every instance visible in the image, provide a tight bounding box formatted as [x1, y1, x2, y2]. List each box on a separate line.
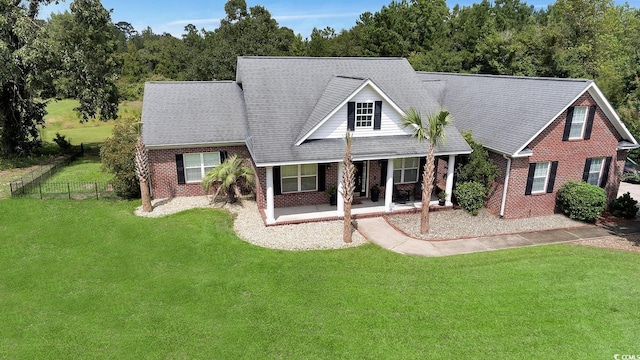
[0, 165, 43, 199]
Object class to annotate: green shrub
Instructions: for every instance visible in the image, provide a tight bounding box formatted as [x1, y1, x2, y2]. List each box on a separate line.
[454, 181, 485, 216]
[100, 113, 140, 199]
[53, 133, 73, 153]
[455, 131, 500, 195]
[556, 181, 606, 222]
[610, 192, 638, 219]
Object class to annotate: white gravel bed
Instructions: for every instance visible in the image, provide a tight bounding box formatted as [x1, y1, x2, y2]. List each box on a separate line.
[387, 208, 585, 240]
[228, 201, 367, 251]
[573, 234, 640, 253]
[135, 196, 367, 251]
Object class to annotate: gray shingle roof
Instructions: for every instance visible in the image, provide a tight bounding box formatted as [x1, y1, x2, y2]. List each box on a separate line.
[141, 81, 247, 147]
[417, 72, 593, 156]
[237, 57, 471, 165]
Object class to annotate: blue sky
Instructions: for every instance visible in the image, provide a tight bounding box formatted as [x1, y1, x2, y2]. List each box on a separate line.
[39, 0, 640, 39]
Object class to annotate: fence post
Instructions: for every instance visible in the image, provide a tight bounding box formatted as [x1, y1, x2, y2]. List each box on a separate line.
[10, 183, 13, 197]
[95, 181, 99, 200]
[39, 182, 42, 199]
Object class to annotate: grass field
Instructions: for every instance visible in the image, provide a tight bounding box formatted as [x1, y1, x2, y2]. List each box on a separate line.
[46, 155, 111, 182]
[40, 99, 142, 145]
[0, 199, 638, 359]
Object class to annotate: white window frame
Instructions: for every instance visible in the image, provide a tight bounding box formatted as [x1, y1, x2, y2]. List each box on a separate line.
[587, 158, 604, 186]
[355, 102, 374, 128]
[281, 164, 318, 193]
[531, 162, 551, 194]
[184, 152, 221, 183]
[393, 157, 420, 184]
[569, 106, 588, 140]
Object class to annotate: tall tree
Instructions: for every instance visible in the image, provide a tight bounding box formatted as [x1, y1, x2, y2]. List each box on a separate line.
[0, 0, 119, 156]
[341, 132, 355, 243]
[402, 108, 451, 234]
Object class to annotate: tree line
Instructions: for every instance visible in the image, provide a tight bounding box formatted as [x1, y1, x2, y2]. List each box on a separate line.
[2, 0, 640, 159]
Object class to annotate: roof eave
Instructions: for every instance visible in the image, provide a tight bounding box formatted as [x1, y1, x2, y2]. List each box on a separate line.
[146, 140, 246, 150]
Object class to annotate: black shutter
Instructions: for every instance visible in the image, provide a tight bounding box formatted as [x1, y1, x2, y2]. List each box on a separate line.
[220, 151, 228, 163]
[562, 107, 574, 141]
[525, 163, 536, 195]
[273, 166, 281, 195]
[547, 161, 558, 193]
[347, 102, 355, 131]
[582, 158, 592, 182]
[583, 105, 596, 140]
[373, 101, 382, 130]
[600, 157, 612, 188]
[380, 160, 388, 186]
[317, 164, 326, 192]
[175, 154, 185, 185]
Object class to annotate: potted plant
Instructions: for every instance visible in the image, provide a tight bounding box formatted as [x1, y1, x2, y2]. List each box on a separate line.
[370, 184, 381, 202]
[438, 190, 447, 206]
[325, 185, 337, 206]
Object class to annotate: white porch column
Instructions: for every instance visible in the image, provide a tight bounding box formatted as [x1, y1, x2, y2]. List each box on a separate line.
[385, 159, 394, 212]
[265, 166, 275, 224]
[445, 155, 455, 206]
[337, 161, 344, 216]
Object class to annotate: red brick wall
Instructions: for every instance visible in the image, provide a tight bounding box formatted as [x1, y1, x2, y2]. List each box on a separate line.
[491, 92, 627, 219]
[486, 152, 509, 216]
[148, 145, 250, 199]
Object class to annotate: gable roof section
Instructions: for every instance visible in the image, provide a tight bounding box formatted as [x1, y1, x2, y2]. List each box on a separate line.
[417, 72, 607, 156]
[296, 76, 366, 144]
[237, 57, 470, 165]
[141, 81, 247, 148]
[296, 77, 410, 145]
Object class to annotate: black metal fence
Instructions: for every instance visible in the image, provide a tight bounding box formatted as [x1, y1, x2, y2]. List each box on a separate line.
[9, 155, 77, 197]
[8, 143, 115, 200]
[11, 180, 116, 200]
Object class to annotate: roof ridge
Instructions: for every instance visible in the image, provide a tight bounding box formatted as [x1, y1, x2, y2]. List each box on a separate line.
[146, 80, 236, 84]
[417, 72, 593, 83]
[238, 56, 406, 60]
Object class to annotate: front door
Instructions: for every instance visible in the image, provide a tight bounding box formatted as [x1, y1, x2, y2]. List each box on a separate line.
[354, 161, 367, 197]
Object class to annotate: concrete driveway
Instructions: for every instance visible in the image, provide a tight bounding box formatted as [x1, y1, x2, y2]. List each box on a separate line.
[618, 181, 640, 200]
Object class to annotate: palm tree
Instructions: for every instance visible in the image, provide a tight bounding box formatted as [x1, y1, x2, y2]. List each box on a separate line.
[402, 108, 452, 234]
[134, 137, 152, 212]
[202, 155, 255, 204]
[341, 131, 355, 243]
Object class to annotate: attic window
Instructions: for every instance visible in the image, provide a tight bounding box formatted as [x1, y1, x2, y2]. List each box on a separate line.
[356, 102, 374, 128]
[569, 106, 588, 139]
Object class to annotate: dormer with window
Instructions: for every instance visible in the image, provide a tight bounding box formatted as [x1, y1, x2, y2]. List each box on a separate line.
[296, 78, 412, 145]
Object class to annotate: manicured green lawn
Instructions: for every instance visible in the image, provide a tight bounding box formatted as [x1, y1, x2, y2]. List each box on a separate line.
[46, 155, 111, 182]
[40, 99, 142, 144]
[1, 200, 638, 359]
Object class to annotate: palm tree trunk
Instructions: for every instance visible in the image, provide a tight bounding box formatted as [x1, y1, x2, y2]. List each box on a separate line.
[140, 180, 153, 212]
[342, 132, 355, 243]
[421, 146, 435, 234]
[344, 201, 352, 243]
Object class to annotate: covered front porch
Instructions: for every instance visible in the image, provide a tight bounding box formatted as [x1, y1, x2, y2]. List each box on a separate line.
[263, 154, 457, 224]
[270, 195, 452, 224]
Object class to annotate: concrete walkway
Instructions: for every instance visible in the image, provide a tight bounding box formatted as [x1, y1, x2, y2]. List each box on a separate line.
[356, 217, 640, 256]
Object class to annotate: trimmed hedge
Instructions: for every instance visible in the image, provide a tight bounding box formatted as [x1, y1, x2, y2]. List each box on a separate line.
[556, 181, 606, 222]
[454, 181, 485, 216]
